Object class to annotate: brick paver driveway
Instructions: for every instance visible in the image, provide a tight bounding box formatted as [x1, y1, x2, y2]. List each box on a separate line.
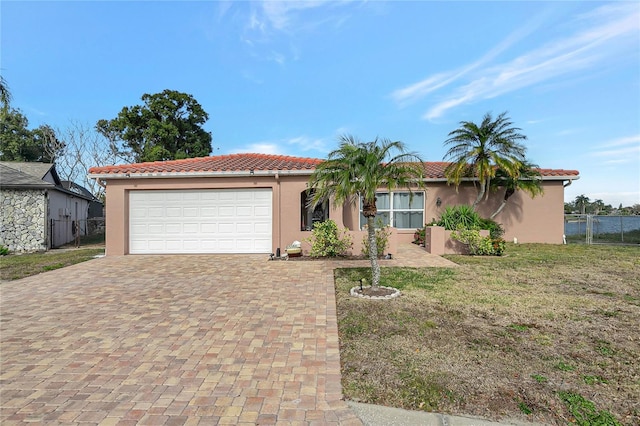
[1, 255, 362, 425]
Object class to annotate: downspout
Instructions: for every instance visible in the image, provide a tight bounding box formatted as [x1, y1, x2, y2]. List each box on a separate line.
[275, 172, 281, 255]
[564, 179, 573, 188]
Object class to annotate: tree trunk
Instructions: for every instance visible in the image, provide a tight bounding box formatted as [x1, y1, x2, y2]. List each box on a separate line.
[490, 188, 515, 219]
[366, 215, 381, 287]
[472, 181, 486, 209]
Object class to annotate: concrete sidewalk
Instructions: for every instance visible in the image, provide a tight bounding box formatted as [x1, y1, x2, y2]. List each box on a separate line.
[348, 402, 545, 426]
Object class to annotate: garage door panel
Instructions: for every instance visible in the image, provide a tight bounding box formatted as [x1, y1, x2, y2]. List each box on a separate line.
[201, 207, 217, 217]
[201, 223, 217, 233]
[219, 206, 234, 216]
[183, 207, 198, 217]
[254, 206, 270, 217]
[129, 189, 272, 254]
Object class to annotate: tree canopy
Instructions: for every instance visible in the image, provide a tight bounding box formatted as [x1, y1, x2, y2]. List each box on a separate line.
[489, 160, 543, 219]
[1, 75, 11, 109]
[443, 111, 528, 208]
[308, 135, 425, 287]
[0, 108, 63, 162]
[96, 89, 212, 163]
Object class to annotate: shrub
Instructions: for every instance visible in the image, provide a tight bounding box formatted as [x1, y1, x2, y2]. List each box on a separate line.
[362, 223, 391, 258]
[306, 220, 353, 257]
[0, 245, 9, 256]
[413, 227, 426, 246]
[478, 217, 505, 239]
[436, 205, 482, 230]
[451, 228, 505, 256]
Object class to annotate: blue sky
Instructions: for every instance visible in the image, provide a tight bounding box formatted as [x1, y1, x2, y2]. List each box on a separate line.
[2, 1, 639, 207]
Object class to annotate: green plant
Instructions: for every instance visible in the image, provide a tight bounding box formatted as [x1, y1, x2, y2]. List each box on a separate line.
[531, 374, 548, 383]
[362, 221, 391, 258]
[583, 375, 608, 385]
[436, 205, 482, 230]
[491, 238, 506, 256]
[305, 219, 352, 257]
[478, 217, 505, 239]
[555, 361, 575, 372]
[413, 227, 426, 246]
[0, 245, 9, 256]
[558, 391, 621, 426]
[518, 401, 533, 415]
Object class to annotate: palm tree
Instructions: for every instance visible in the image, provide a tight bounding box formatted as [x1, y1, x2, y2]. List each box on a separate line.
[0, 75, 11, 109]
[575, 194, 590, 215]
[308, 135, 425, 287]
[443, 111, 527, 208]
[489, 160, 543, 219]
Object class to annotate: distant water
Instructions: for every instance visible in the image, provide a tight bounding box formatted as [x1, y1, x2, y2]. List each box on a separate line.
[565, 215, 640, 236]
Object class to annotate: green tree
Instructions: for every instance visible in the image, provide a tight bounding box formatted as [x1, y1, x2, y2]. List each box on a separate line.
[0, 75, 11, 109]
[308, 135, 425, 287]
[574, 194, 590, 215]
[443, 111, 527, 208]
[489, 160, 543, 219]
[96, 89, 212, 163]
[0, 108, 63, 162]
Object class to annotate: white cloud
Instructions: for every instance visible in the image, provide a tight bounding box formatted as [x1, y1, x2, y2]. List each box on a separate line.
[231, 143, 285, 155]
[590, 134, 640, 163]
[230, 135, 332, 157]
[393, 3, 640, 120]
[286, 136, 331, 153]
[240, 1, 358, 64]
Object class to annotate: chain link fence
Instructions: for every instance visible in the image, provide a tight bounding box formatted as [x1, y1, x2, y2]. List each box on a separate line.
[49, 218, 105, 248]
[564, 215, 640, 245]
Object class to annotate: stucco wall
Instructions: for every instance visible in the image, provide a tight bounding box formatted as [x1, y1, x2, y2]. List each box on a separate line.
[101, 175, 567, 255]
[0, 189, 47, 252]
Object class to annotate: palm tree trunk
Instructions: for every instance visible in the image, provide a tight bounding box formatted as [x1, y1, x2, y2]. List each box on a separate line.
[490, 202, 506, 219]
[367, 215, 381, 287]
[490, 188, 514, 219]
[473, 181, 486, 209]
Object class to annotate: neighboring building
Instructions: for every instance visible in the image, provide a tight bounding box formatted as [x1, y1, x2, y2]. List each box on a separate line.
[88, 154, 579, 256]
[61, 180, 104, 218]
[0, 162, 96, 251]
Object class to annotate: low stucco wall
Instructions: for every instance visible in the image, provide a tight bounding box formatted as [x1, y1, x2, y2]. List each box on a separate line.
[423, 226, 489, 255]
[291, 227, 398, 257]
[0, 189, 47, 252]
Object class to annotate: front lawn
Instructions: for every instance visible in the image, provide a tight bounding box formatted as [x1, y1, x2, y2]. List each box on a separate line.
[335, 244, 639, 425]
[0, 248, 105, 281]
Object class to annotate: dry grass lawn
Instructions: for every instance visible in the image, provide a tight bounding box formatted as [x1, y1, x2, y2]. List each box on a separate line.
[335, 243, 639, 425]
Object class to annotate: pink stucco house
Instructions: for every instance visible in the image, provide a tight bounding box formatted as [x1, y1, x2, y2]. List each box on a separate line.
[88, 153, 579, 256]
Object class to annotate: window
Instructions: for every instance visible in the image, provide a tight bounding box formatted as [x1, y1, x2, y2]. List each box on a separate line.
[360, 191, 424, 229]
[301, 190, 329, 231]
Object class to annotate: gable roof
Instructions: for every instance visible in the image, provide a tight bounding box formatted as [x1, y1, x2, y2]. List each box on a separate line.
[0, 161, 57, 181]
[0, 164, 56, 189]
[0, 162, 95, 200]
[88, 153, 580, 181]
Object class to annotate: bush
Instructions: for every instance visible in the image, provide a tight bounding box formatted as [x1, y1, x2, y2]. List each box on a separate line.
[451, 228, 505, 256]
[362, 223, 391, 258]
[478, 217, 505, 239]
[306, 220, 353, 257]
[0, 245, 9, 256]
[413, 227, 426, 246]
[436, 205, 482, 230]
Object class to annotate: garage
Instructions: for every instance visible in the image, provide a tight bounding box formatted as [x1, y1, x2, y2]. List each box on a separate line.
[129, 189, 272, 254]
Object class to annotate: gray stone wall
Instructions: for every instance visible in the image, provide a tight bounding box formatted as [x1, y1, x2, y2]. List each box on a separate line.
[0, 189, 47, 252]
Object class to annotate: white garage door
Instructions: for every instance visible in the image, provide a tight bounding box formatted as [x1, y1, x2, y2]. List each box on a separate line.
[129, 189, 272, 254]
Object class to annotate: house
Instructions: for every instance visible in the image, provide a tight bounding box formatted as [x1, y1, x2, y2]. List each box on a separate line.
[88, 153, 579, 256]
[0, 162, 97, 251]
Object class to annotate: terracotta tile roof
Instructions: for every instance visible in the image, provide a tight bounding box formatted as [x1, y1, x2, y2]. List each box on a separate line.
[88, 153, 579, 179]
[88, 153, 323, 175]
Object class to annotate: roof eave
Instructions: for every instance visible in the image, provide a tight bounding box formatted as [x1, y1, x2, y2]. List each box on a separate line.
[88, 169, 315, 180]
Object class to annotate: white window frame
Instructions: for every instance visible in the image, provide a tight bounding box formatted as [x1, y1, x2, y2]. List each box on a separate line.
[359, 191, 425, 229]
